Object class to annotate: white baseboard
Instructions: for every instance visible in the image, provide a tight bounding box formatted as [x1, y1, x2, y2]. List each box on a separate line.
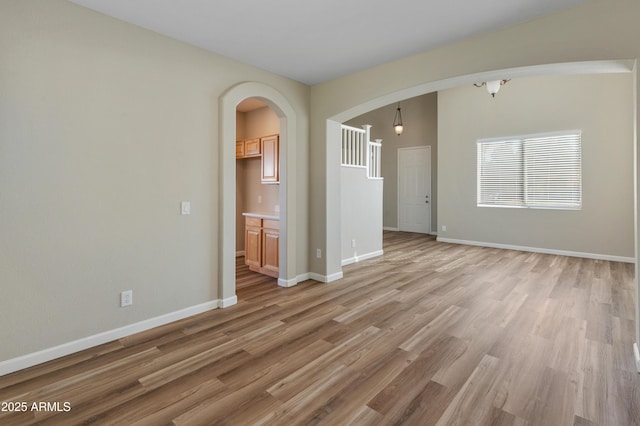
[308, 271, 344, 283]
[342, 250, 384, 266]
[296, 273, 311, 283]
[278, 273, 318, 287]
[634, 343, 640, 373]
[0, 300, 221, 377]
[219, 296, 237, 308]
[436, 237, 635, 263]
[235, 251, 245, 257]
[278, 277, 298, 287]
[385, 227, 437, 236]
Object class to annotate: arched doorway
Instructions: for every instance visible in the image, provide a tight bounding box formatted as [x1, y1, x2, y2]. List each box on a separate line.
[322, 58, 639, 369]
[219, 82, 298, 306]
[324, 60, 635, 282]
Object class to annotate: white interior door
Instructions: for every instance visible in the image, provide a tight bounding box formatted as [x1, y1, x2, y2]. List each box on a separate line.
[398, 146, 431, 234]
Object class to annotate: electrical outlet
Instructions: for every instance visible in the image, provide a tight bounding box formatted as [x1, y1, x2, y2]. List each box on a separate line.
[258, 195, 262, 204]
[351, 239, 356, 248]
[120, 290, 133, 307]
[441, 225, 447, 232]
[316, 248, 321, 259]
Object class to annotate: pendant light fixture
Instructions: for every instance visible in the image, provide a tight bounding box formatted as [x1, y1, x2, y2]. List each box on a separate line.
[393, 103, 404, 135]
[474, 79, 510, 97]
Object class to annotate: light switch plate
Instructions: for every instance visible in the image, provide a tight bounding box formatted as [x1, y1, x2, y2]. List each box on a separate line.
[181, 201, 190, 215]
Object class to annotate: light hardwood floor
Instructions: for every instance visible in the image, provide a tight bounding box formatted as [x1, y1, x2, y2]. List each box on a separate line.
[1, 232, 638, 425]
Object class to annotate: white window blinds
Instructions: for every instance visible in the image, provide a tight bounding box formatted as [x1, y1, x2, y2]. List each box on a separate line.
[477, 131, 581, 210]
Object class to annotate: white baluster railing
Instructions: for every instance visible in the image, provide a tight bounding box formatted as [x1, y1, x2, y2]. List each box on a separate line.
[368, 139, 382, 178]
[341, 124, 382, 179]
[341, 124, 366, 167]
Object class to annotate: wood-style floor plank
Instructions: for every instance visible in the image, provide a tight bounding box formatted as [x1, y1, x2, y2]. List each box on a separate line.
[1, 231, 638, 425]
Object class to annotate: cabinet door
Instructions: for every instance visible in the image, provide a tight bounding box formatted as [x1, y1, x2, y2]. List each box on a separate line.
[261, 135, 279, 183]
[262, 227, 279, 274]
[236, 141, 245, 158]
[245, 226, 262, 268]
[244, 138, 261, 157]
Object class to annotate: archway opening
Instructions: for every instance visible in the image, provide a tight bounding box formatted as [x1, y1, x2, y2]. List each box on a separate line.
[235, 98, 281, 293]
[219, 82, 298, 307]
[323, 58, 638, 368]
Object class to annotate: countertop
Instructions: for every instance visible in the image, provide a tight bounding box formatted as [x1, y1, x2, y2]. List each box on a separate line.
[242, 212, 280, 220]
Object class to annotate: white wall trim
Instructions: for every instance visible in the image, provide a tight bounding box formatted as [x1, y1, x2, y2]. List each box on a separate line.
[437, 237, 635, 263]
[384, 227, 437, 236]
[219, 296, 237, 308]
[342, 250, 384, 266]
[326, 271, 344, 282]
[308, 271, 344, 283]
[278, 277, 298, 287]
[278, 273, 320, 287]
[296, 273, 310, 282]
[634, 343, 640, 373]
[279, 272, 321, 287]
[0, 300, 221, 377]
[235, 250, 245, 257]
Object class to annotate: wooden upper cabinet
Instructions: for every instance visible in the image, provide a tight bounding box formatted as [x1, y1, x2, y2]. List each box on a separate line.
[261, 135, 279, 184]
[235, 141, 245, 158]
[244, 138, 261, 157]
[236, 138, 261, 158]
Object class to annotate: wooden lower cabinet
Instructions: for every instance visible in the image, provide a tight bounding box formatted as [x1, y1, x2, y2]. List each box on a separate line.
[261, 220, 280, 276]
[244, 218, 262, 268]
[245, 216, 279, 278]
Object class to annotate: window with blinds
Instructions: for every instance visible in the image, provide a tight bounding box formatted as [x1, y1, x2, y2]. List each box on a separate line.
[477, 131, 581, 209]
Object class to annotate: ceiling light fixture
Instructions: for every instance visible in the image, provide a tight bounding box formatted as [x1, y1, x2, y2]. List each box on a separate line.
[393, 103, 404, 135]
[474, 79, 510, 97]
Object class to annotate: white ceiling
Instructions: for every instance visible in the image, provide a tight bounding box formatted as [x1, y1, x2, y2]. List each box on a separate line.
[69, 0, 590, 85]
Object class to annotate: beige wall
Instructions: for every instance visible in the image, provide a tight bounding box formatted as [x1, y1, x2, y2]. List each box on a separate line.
[0, 0, 309, 362]
[438, 73, 634, 257]
[243, 106, 280, 139]
[346, 93, 438, 231]
[235, 110, 247, 140]
[236, 106, 280, 251]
